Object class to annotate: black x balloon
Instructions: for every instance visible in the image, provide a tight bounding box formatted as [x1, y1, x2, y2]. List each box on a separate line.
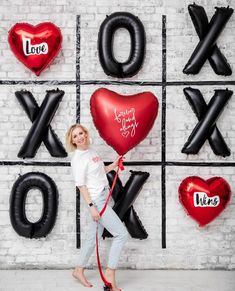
[183, 4, 233, 75]
[15, 89, 67, 158]
[182, 87, 233, 156]
[103, 170, 149, 240]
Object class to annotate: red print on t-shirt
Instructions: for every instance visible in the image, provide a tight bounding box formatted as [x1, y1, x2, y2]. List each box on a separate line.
[92, 156, 102, 163]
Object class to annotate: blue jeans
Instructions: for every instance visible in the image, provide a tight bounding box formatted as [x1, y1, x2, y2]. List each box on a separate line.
[77, 186, 129, 269]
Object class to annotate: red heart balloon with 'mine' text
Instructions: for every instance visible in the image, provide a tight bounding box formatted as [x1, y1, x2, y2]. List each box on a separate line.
[8, 22, 62, 76]
[90, 88, 159, 155]
[179, 176, 231, 226]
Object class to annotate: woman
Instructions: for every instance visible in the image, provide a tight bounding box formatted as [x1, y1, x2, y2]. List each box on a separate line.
[66, 124, 128, 291]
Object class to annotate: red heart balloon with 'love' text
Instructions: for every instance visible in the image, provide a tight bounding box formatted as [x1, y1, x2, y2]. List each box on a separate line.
[90, 88, 158, 155]
[8, 22, 62, 76]
[179, 176, 231, 227]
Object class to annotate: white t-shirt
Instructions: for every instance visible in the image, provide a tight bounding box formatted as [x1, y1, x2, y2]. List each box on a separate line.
[71, 146, 109, 200]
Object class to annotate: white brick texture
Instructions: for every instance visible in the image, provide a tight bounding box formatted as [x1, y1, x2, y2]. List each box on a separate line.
[0, 0, 234, 270]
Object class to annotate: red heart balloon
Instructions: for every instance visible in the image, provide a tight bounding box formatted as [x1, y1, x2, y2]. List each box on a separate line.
[179, 176, 232, 227]
[90, 88, 158, 155]
[8, 22, 62, 76]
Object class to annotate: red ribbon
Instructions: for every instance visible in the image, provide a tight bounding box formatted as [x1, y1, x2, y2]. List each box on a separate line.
[96, 156, 124, 289]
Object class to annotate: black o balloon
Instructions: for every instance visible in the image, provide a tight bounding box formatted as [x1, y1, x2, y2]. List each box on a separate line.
[98, 12, 146, 78]
[10, 172, 58, 238]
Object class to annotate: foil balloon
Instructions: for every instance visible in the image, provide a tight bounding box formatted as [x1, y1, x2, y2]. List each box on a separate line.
[90, 88, 158, 155]
[182, 88, 233, 156]
[16, 89, 65, 158]
[185, 3, 232, 75]
[183, 6, 233, 75]
[98, 12, 146, 78]
[179, 176, 232, 227]
[8, 22, 62, 76]
[10, 172, 59, 238]
[102, 170, 149, 240]
[15, 88, 67, 159]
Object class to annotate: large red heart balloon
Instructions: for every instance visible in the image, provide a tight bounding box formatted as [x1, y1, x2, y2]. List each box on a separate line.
[8, 22, 62, 76]
[179, 176, 231, 227]
[90, 88, 158, 155]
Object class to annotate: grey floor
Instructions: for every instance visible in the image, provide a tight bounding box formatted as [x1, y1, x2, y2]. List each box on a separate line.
[0, 270, 234, 291]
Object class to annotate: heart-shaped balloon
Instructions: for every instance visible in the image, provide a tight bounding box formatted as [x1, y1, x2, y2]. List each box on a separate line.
[179, 176, 231, 226]
[8, 22, 62, 76]
[90, 88, 158, 155]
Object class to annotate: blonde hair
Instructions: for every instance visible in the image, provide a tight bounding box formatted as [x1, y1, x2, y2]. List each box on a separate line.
[66, 124, 90, 152]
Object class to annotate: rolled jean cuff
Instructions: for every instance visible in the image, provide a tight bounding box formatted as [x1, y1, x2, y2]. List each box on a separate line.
[107, 265, 117, 270]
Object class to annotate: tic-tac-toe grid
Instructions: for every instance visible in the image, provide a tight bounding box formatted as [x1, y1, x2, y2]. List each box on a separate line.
[1, 14, 235, 251]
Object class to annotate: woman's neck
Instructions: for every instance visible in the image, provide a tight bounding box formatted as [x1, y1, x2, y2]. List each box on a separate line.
[76, 144, 89, 151]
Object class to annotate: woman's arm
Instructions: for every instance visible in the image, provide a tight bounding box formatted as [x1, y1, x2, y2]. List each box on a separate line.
[78, 185, 100, 221]
[78, 185, 93, 204]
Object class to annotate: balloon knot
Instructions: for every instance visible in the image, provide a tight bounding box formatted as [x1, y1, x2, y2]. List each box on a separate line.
[118, 156, 124, 171]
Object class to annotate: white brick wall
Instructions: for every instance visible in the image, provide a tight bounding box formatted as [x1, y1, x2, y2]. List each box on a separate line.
[0, 0, 235, 270]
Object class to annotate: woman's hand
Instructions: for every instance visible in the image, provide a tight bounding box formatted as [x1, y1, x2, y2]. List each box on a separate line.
[113, 155, 124, 168]
[104, 155, 124, 173]
[90, 206, 100, 221]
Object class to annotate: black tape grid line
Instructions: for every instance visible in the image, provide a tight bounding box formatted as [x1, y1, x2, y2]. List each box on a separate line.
[0, 80, 234, 86]
[0, 161, 235, 167]
[161, 15, 166, 249]
[76, 15, 81, 248]
[3, 161, 235, 167]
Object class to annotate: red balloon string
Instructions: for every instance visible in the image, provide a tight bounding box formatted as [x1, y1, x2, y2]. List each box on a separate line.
[96, 156, 124, 289]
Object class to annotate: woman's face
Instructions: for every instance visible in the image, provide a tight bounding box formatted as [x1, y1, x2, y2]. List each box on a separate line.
[71, 126, 88, 148]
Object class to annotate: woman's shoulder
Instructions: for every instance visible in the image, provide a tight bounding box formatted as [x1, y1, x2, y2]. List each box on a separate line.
[71, 149, 87, 162]
[71, 146, 99, 160]
[88, 145, 97, 152]
[71, 150, 89, 169]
